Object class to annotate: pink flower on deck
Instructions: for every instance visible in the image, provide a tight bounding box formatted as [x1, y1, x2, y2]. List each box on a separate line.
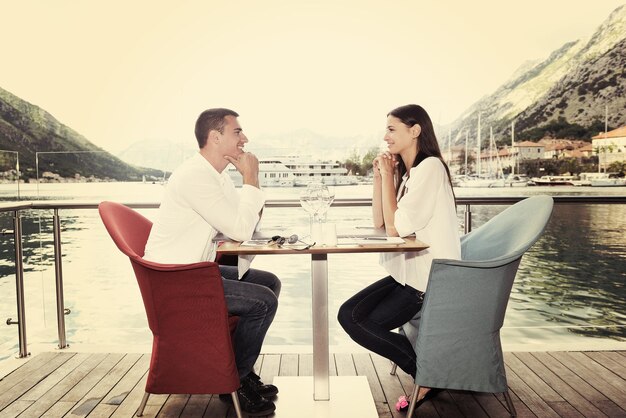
[396, 395, 409, 411]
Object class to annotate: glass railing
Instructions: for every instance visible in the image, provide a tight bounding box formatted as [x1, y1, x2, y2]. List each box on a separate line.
[0, 195, 625, 361]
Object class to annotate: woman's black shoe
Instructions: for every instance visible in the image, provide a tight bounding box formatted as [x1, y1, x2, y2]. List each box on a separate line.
[413, 388, 442, 409]
[397, 388, 441, 412]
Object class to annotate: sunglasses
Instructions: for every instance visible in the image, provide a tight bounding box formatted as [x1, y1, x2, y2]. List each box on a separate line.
[268, 235, 314, 250]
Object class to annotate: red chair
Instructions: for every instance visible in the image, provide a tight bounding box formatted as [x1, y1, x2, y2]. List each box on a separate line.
[98, 201, 242, 417]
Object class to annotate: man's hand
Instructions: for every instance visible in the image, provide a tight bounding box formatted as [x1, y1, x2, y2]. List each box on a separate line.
[225, 152, 260, 187]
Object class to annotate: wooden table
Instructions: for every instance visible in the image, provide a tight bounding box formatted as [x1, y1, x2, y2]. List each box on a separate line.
[217, 235, 429, 418]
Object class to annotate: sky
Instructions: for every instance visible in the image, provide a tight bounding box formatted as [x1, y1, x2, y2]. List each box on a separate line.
[1, 0, 625, 154]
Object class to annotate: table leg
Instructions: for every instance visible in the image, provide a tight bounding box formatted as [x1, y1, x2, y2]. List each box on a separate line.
[311, 253, 329, 401]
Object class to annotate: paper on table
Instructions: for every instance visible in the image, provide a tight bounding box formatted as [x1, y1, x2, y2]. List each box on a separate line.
[241, 239, 270, 247]
[354, 237, 405, 246]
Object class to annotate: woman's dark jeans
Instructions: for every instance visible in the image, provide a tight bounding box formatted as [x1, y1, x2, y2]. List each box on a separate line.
[337, 276, 423, 378]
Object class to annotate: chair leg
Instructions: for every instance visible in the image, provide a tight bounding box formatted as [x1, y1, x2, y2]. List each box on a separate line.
[136, 392, 150, 417]
[231, 391, 243, 418]
[503, 390, 517, 417]
[406, 384, 420, 418]
[390, 360, 398, 375]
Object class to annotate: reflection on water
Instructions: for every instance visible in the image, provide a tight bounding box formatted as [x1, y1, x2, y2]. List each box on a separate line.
[0, 183, 624, 360]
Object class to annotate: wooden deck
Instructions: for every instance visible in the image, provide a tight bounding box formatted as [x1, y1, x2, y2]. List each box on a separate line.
[0, 351, 624, 417]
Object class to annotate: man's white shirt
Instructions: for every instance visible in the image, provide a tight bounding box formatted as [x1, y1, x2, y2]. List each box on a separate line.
[144, 153, 265, 275]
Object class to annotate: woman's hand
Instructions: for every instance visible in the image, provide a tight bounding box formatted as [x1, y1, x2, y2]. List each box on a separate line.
[375, 152, 397, 177]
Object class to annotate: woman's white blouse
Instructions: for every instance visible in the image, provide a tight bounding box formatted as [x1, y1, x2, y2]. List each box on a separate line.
[380, 157, 461, 291]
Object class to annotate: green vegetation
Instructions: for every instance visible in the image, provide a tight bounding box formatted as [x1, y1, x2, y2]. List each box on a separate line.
[520, 156, 602, 177]
[511, 117, 611, 144]
[343, 147, 379, 176]
[1, 86, 163, 181]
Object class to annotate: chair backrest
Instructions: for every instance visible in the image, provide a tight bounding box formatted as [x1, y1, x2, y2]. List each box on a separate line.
[98, 201, 240, 395]
[98, 201, 153, 260]
[461, 195, 554, 262]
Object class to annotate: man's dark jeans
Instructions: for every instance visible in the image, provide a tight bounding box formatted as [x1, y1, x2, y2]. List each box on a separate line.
[219, 265, 281, 379]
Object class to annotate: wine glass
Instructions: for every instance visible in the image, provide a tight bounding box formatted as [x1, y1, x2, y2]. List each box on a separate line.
[316, 185, 335, 222]
[299, 185, 317, 225]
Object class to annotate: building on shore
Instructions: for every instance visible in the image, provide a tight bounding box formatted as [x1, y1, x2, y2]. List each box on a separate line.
[592, 126, 626, 171]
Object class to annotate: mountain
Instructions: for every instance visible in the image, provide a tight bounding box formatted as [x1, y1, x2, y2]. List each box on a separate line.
[250, 128, 383, 161]
[119, 128, 385, 172]
[0, 86, 162, 181]
[446, 5, 626, 145]
[118, 140, 198, 173]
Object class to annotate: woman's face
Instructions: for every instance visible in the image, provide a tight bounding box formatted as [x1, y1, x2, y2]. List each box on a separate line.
[384, 116, 414, 155]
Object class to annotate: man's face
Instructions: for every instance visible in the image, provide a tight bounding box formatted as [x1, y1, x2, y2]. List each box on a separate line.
[217, 115, 248, 158]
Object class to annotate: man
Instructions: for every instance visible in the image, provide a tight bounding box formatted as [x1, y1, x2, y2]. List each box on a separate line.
[144, 108, 280, 416]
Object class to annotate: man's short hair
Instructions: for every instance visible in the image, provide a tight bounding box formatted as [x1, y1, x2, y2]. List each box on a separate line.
[194, 108, 239, 148]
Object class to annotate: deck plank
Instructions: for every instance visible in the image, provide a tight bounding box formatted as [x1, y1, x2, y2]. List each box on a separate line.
[0, 399, 33, 417]
[515, 352, 606, 417]
[41, 401, 76, 417]
[505, 364, 560, 417]
[533, 351, 624, 417]
[585, 351, 626, 380]
[353, 353, 393, 418]
[69, 353, 142, 417]
[259, 353, 281, 385]
[19, 353, 107, 417]
[299, 353, 313, 376]
[550, 352, 626, 411]
[334, 353, 356, 376]
[109, 368, 150, 418]
[102, 354, 149, 407]
[180, 394, 211, 417]
[203, 394, 231, 418]
[393, 360, 441, 418]
[279, 353, 298, 376]
[61, 353, 125, 402]
[0, 350, 624, 417]
[446, 391, 490, 418]
[156, 393, 190, 417]
[85, 403, 117, 417]
[0, 351, 59, 393]
[371, 354, 410, 418]
[0, 352, 76, 411]
[471, 392, 518, 418]
[506, 352, 563, 402]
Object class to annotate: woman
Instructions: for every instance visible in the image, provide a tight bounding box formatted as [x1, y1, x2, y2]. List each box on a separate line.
[337, 104, 461, 406]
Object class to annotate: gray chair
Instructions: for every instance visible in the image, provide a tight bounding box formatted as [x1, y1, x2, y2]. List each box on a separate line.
[400, 195, 554, 417]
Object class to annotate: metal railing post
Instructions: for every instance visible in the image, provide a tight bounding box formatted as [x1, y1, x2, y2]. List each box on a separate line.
[7, 210, 29, 357]
[464, 204, 472, 234]
[53, 208, 69, 349]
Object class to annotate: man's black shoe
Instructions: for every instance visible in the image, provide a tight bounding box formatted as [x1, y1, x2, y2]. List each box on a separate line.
[246, 371, 279, 398]
[219, 377, 275, 416]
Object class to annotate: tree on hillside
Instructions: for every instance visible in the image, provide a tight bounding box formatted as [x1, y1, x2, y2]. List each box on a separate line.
[361, 147, 379, 175]
[342, 147, 380, 175]
[344, 149, 362, 175]
[456, 150, 475, 175]
[518, 117, 613, 141]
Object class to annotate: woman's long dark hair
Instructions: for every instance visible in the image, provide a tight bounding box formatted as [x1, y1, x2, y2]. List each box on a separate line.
[388, 104, 455, 199]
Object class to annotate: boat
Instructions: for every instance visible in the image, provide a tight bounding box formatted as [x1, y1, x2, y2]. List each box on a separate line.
[590, 173, 626, 187]
[504, 174, 531, 187]
[456, 175, 505, 188]
[227, 157, 359, 187]
[530, 175, 578, 186]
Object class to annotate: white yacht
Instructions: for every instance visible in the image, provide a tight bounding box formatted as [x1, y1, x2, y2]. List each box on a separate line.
[227, 157, 359, 187]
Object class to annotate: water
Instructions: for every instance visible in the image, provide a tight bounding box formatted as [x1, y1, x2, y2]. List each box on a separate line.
[0, 182, 625, 361]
